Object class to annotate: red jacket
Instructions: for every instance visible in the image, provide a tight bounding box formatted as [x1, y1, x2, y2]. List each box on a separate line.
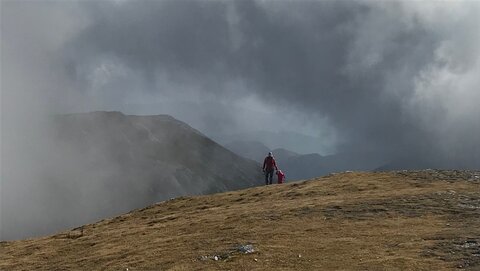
[263, 156, 278, 171]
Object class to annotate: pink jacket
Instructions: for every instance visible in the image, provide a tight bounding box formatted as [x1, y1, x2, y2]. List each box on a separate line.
[276, 170, 285, 184]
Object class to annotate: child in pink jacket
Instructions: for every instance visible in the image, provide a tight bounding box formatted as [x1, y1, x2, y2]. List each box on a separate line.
[276, 170, 285, 184]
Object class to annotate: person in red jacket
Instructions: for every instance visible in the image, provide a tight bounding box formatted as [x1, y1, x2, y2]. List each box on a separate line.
[263, 152, 278, 185]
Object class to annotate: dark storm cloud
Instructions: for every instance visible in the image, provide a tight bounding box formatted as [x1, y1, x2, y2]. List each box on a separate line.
[67, 0, 232, 91]
[65, 0, 480, 166]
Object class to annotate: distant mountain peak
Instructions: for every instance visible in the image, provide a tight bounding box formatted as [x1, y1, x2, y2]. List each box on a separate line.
[271, 148, 300, 158]
[224, 140, 271, 163]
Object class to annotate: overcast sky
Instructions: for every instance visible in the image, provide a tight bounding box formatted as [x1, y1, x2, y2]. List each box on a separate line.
[2, 0, 480, 162]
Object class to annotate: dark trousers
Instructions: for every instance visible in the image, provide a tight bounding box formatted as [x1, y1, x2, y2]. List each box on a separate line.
[265, 169, 274, 185]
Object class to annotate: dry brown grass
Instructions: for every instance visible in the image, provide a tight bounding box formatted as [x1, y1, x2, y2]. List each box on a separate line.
[1, 171, 479, 270]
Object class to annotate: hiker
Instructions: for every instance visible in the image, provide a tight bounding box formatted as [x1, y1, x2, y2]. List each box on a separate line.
[276, 170, 285, 184]
[262, 152, 278, 185]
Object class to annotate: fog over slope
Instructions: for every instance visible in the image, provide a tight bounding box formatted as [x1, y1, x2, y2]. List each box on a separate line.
[2, 111, 261, 240]
[2, 1, 480, 240]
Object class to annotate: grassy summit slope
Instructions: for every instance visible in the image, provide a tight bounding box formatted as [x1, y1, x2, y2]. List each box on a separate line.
[1, 170, 479, 270]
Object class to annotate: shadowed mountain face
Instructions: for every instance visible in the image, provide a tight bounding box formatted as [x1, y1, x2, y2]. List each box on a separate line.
[224, 141, 302, 168]
[2, 111, 262, 240]
[54, 112, 262, 195]
[224, 140, 270, 163]
[270, 148, 300, 164]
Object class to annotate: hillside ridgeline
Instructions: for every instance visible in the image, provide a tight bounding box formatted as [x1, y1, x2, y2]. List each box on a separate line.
[1, 170, 479, 270]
